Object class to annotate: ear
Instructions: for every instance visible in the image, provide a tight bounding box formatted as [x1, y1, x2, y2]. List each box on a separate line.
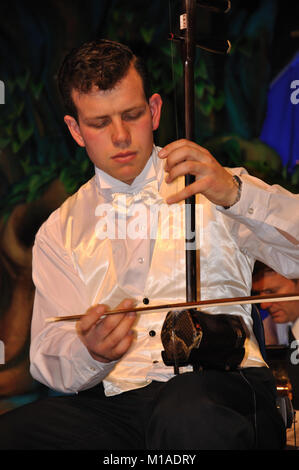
[149, 93, 162, 131]
[64, 115, 86, 147]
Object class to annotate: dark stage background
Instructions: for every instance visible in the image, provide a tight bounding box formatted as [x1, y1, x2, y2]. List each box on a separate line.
[0, 0, 298, 410]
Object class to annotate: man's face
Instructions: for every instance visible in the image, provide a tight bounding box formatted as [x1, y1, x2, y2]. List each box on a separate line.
[64, 65, 162, 185]
[252, 272, 299, 323]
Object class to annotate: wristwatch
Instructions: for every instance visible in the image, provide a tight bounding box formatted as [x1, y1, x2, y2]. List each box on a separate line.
[223, 175, 242, 209]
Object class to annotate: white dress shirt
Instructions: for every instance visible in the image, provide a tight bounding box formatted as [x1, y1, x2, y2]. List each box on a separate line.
[94, 154, 162, 296]
[30, 145, 299, 396]
[292, 318, 299, 340]
[273, 319, 299, 345]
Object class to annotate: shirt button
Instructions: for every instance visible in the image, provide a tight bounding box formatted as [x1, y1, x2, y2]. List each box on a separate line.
[149, 330, 156, 337]
[143, 297, 149, 304]
[248, 207, 254, 214]
[138, 257, 144, 264]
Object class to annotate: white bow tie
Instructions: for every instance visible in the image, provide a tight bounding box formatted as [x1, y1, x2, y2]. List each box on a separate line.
[111, 180, 163, 217]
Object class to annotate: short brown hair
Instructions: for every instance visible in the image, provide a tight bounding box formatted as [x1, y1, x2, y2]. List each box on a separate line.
[252, 261, 274, 280]
[252, 261, 299, 284]
[57, 39, 151, 118]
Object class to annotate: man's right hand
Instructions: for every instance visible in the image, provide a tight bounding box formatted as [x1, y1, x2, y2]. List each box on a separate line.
[77, 298, 137, 363]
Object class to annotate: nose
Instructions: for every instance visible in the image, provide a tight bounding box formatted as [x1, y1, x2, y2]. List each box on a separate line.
[111, 119, 131, 148]
[260, 300, 272, 311]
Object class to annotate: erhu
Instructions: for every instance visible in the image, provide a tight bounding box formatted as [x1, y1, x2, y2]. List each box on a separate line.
[160, 0, 245, 374]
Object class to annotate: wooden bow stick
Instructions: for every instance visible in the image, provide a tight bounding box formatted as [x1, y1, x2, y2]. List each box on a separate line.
[45, 293, 299, 323]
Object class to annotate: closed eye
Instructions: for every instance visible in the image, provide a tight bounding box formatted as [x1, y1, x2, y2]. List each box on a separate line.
[252, 288, 276, 296]
[122, 108, 146, 121]
[260, 289, 278, 295]
[87, 118, 110, 129]
[84, 105, 147, 128]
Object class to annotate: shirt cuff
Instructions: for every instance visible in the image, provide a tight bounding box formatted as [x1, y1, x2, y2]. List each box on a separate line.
[217, 175, 270, 223]
[71, 336, 117, 390]
[217, 173, 299, 242]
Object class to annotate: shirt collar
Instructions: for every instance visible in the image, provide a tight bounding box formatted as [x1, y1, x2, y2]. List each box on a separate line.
[94, 145, 163, 195]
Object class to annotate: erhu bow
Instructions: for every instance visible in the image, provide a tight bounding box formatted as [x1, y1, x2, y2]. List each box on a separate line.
[46, 293, 299, 323]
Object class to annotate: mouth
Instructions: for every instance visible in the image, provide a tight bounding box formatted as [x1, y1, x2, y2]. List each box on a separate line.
[111, 151, 137, 164]
[270, 309, 284, 319]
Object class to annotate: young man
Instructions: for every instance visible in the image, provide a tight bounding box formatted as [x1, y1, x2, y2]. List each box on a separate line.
[252, 262, 299, 408]
[0, 38, 299, 450]
[252, 262, 299, 342]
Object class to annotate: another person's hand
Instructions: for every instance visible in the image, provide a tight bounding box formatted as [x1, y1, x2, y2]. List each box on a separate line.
[77, 298, 137, 363]
[159, 139, 238, 207]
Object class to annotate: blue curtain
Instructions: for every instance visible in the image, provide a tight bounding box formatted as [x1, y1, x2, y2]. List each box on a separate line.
[260, 52, 299, 172]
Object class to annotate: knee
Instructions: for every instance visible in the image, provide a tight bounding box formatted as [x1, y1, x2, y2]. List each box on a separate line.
[147, 401, 254, 450]
[146, 373, 255, 450]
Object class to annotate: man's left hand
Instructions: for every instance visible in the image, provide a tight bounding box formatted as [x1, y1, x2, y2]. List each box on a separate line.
[159, 139, 238, 207]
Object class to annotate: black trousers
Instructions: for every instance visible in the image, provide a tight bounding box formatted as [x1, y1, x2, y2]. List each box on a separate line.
[0, 367, 285, 450]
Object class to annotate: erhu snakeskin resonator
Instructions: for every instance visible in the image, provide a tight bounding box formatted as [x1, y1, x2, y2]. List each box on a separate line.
[161, 309, 247, 373]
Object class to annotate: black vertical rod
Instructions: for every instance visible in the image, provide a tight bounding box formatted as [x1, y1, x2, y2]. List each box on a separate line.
[182, 0, 197, 303]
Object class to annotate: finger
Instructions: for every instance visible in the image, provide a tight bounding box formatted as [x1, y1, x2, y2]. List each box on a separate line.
[101, 298, 137, 342]
[158, 139, 200, 159]
[78, 304, 109, 334]
[162, 146, 210, 181]
[116, 298, 137, 311]
[79, 298, 136, 336]
[166, 186, 196, 205]
[89, 302, 137, 360]
[165, 160, 201, 184]
[94, 328, 136, 363]
[166, 177, 209, 204]
[159, 141, 211, 172]
[109, 330, 136, 360]
[101, 298, 137, 331]
[86, 298, 136, 346]
[101, 315, 137, 354]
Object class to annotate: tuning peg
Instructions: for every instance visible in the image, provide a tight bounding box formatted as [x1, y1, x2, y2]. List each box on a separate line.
[168, 33, 231, 55]
[197, 0, 231, 14]
[196, 35, 231, 54]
